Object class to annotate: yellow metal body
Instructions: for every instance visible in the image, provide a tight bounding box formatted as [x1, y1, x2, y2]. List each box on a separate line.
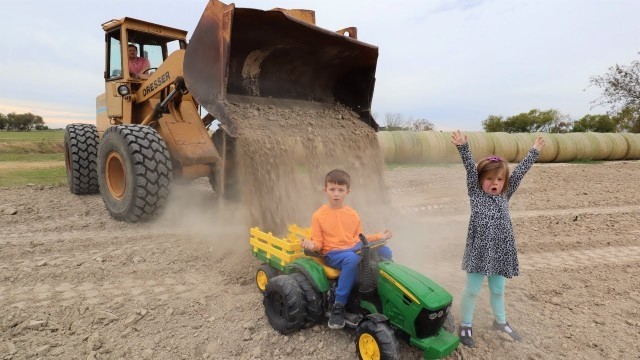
[249, 224, 341, 279]
[97, 0, 380, 182]
[97, 18, 219, 180]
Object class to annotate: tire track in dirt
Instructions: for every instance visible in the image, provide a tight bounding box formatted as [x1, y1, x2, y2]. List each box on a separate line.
[520, 245, 640, 271]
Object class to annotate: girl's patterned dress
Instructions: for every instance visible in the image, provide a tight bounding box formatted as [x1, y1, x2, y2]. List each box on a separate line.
[456, 143, 540, 278]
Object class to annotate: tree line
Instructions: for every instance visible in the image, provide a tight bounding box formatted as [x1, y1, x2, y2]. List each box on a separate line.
[0, 113, 48, 131]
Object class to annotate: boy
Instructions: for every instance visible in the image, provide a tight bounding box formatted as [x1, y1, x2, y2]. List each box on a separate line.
[301, 169, 392, 329]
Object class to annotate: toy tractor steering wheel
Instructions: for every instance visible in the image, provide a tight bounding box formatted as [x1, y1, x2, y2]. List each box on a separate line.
[143, 67, 158, 74]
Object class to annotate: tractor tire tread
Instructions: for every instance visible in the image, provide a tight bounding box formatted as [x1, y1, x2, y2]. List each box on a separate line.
[64, 124, 99, 195]
[98, 125, 172, 222]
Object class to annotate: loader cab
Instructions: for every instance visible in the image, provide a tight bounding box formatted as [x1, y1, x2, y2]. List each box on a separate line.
[98, 17, 187, 132]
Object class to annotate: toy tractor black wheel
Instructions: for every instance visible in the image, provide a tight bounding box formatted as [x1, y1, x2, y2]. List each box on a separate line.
[97, 125, 173, 223]
[263, 275, 307, 335]
[290, 272, 324, 327]
[256, 264, 279, 293]
[64, 124, 99, 195]
[356, 320, 400, 360]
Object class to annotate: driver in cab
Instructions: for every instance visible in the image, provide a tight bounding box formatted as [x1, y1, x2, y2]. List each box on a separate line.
[128, 44, 150, 80]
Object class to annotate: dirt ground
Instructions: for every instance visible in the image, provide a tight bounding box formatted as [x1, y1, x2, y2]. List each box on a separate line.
[1, 160, 639, 360]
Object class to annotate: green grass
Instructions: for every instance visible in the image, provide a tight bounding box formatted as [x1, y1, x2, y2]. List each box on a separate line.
[0, 130, 64, 154]
[0, 130, 64, 141]
[0, 153, 64, 162]
[0, 132, 66, 187]
[0, 167, 67, 187]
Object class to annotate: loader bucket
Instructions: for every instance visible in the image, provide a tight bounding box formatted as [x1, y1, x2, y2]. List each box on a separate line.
[184, 0, 379, 136]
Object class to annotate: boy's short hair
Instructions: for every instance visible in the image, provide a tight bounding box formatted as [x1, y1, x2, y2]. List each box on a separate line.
[325, 169, 351, 188]
[477, 156, 510, 194]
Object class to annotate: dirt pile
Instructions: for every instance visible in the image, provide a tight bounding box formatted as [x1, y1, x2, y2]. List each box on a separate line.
[225, 99, 389, 234]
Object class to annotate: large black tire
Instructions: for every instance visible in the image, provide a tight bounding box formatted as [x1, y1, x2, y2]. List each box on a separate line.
[290, 272, 324, 327]
[97, 125, 172, 223]
[64, 124, 99, 194]
[208, 129, 240, 200]
[256, 264, 279, 293]
[263, 275, 307, 335]
[356, 320, 400, 360]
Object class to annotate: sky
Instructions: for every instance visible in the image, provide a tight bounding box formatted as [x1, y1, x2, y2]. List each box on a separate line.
[1, 0, 639, 131]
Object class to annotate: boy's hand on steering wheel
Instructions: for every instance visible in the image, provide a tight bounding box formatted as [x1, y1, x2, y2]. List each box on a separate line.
[301, 238, 316, 251]
[381, 229, 392, 241]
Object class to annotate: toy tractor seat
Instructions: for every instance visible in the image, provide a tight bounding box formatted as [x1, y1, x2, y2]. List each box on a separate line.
[303, 249, 341, 279]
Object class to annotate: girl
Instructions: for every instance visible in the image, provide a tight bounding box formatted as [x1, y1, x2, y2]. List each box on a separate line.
[450, 130, 544, 347]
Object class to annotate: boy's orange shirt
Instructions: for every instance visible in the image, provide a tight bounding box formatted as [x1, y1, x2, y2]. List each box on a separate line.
[311, 204, 381, 254]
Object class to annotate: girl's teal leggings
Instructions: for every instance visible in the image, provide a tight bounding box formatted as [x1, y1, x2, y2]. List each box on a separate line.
[460, 272, 507, 326]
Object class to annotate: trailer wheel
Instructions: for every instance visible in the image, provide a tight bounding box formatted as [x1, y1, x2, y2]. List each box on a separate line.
[64, 124, 99, 194]
[356, 320, 400, 360]
[256, 264, 279, 292]
[291, 272, 324, 327]
[263, 275, 306, 335]
[97, 125, 172, 223]
[209, 129, 240, 200]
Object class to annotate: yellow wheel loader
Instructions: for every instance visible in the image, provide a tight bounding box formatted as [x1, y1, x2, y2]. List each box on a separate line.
[64, 0, 379, 222]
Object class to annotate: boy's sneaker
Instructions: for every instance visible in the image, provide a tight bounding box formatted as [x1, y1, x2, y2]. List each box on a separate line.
[459, 325, 474, 347]
[493, 321, 522, 341]
[328, 303, 346, 329]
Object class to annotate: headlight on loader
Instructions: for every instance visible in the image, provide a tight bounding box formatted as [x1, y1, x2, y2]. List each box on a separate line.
[117, 85, 130, 96]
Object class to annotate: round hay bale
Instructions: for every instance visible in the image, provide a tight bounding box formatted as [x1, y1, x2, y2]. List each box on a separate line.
[439, 131, 464, 163]
[584, 132, 613, 160]
[553, 133, 578, 163]
[467, 132, 495, 162]
[620, 133, 640, 160]
[603, 133, 629, 160]
[391, 131, 422, 164]
[530, 132, 558, 163]
[376, 131, 396, 163]
[565, 133, 592, 160]
[488, 132, 518, 163]
[512, 133, 534, 163]
[417, 131, 449, 163]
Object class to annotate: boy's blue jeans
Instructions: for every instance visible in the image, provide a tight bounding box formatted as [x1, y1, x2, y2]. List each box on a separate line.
[324, 243, 392, 305]
[460, 272, 507, 326]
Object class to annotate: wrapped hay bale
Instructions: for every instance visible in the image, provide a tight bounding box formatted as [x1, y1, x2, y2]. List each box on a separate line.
[531, 132, 558, 163]
[566, 132, 592, 160]
[376, 131, 396, 163]
[439, 131, 464, 163]
[604, 133, 629, 160]
[391, 131, 422, 164]
[488, 132, 518, 163]
[512, 133, 535, 162]
[620, 133, 640, 160]
[584, 132, 613, 160]
[553, 133, 578, 163]
[417, 131, 449, 163]
[466, 132, 495, 162]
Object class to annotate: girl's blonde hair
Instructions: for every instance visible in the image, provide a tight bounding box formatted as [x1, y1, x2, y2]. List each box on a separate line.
[477, 156, 509, 194]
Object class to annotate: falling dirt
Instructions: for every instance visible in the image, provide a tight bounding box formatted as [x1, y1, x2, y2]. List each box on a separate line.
[225, 98, 389, 234]
[1, 160, 639, 359]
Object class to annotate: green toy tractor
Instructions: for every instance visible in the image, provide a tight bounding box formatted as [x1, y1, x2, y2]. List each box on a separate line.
[250, 225, 459, 359]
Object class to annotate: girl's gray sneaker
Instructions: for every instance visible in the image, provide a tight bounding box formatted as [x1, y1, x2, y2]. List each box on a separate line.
[493, 321, 522, 341]
[459, 325, 474, 347]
